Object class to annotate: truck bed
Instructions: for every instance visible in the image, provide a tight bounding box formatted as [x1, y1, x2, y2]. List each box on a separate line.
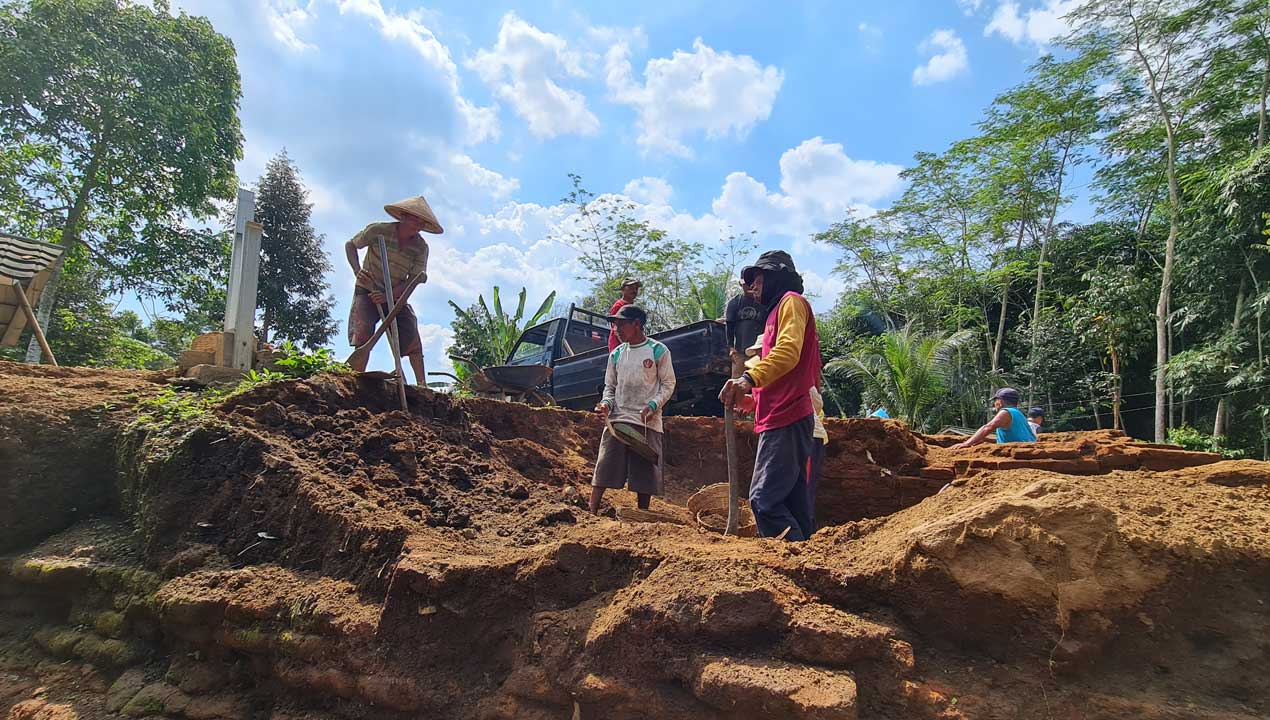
[552, 320, 731, 415]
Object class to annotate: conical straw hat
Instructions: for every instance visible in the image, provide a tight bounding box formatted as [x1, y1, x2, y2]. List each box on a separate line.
[384, 196, 444, 234]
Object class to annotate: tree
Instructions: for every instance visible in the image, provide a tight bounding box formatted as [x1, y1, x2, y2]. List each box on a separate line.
[552, 174, 755, 331]
[828, 325, 975, 431]
[1068, 262, 1156, 429]
[1070, 0, 1223, 441]
[814, 211, 906, 329]
[978, 53, 1100, 397]
[554, 174, 672, 313]
[253, 151, 336, 348]
[447, 287, 556, 368]
[0, 0, 243, 362]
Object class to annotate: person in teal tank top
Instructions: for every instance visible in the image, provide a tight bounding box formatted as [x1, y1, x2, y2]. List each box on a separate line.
[953, 388, 1037, 449]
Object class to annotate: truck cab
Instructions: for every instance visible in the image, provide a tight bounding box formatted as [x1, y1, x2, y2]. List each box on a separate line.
[505, 305, 732, 415]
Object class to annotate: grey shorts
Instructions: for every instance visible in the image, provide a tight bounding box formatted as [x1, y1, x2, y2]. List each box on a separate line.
[592, 426, 664, 495]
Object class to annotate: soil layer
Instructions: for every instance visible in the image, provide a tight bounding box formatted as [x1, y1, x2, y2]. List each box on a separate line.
[1, 361, 1268, 720]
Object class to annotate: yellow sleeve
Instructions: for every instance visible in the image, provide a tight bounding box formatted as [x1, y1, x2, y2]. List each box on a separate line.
[746, 296, 807, 387]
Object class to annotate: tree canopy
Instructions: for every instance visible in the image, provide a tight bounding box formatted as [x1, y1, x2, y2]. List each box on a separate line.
[252, 150, 336, 349]
[0, 0, 243, 360]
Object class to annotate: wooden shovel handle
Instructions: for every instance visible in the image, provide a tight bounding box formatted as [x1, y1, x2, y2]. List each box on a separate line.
[345, 272, 425, 366]
[724, 404, 739, 536]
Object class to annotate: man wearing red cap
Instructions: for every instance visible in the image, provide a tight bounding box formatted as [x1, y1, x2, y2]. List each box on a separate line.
[344, 196, 441, 384]
[607, 278, 642, 352]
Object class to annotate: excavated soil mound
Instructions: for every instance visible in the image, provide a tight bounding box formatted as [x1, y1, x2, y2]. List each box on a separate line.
[1, 362, 1268, 720]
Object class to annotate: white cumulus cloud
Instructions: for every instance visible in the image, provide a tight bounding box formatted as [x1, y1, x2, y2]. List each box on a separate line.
[623, 177, 674, 206]
[605, 38, 784, 157]
[469, 13, 599, 138]
[912, 29, 969, 85]
[985, 0, 1080, 48]
[711, 137, 903, 241]
[338, 0, 499, 145]
[266, 1, 316, 52]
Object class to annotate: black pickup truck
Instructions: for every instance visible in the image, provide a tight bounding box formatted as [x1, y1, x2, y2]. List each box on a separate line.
[505, 305, 732, 415]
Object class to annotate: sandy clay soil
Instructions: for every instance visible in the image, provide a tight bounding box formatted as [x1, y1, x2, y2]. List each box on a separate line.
[1, 360, 1268, 719]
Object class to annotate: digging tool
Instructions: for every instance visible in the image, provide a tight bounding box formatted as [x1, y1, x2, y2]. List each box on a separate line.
[377, 236, 409, 411]
[345, 270, 425, 370]
[724, 402, 740, 536]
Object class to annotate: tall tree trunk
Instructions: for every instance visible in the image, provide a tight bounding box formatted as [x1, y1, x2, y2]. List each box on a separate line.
[1028, 144, 1070, 408]
[993, 219, 1028, 373]
[1111, 347, 1123, 431]
[1213, 276, 1248, 438]
[25, 147, 104, 363]
[1154, 128, 1180, 443]
[1167, 308, 1175, 430]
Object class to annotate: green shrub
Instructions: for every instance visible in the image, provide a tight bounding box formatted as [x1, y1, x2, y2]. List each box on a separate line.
[1166, 424, 1245, 459]
[272, 341, 351, 379]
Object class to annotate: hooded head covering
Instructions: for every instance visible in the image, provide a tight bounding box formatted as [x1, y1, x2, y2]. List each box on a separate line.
[741, 250, 804, 308]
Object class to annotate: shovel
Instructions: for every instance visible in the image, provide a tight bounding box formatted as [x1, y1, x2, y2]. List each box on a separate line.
[345, 271, 426, 369]
[724, 403, 739, 536]
[377, 236, 409, 411]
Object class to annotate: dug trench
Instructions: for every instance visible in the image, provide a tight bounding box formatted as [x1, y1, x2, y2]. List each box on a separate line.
[2, 360, 1269, 720]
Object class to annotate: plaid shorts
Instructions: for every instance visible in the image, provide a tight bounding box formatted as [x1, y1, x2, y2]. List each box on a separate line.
[348, 289, 421, 356]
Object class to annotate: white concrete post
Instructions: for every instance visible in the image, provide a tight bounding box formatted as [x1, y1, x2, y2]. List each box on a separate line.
[223, 189, 260, 370]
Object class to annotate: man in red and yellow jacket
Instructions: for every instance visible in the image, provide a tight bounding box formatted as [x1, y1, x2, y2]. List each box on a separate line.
[719, 251, 822, 541]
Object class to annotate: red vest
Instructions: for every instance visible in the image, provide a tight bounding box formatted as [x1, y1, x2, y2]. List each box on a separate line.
[607, 298, 626, 352]
[753, 292, 821, 433]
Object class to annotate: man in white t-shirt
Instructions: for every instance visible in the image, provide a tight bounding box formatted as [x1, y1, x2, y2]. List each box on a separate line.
[1028, 407, 1045, 435]
[591, 305, 677, 514]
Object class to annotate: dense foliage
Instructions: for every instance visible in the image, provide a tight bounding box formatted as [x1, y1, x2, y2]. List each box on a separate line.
[551, 174, 755, 331]
[817, 0, 1270, 456]
[253, 151, 337, 349]
[0, 0, 243, 362]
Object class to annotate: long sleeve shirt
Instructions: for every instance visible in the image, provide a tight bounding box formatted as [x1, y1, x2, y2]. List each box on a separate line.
[601, 338, 676, 433]
[746, 292, 820, 433]
[745, 294, 811, 388]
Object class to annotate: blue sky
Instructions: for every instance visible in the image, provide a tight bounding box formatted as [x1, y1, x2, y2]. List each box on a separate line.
[166, 0, 1082, 375]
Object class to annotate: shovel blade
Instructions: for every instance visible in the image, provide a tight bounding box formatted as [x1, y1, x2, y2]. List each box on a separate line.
[346, 344, 371, 368]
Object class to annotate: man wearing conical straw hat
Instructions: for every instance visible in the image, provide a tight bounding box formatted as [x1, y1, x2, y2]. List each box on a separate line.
[344, 196, 442, 384]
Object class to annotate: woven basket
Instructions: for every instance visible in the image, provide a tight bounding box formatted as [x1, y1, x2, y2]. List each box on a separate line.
[687, 483, 732, 514]
[695, 508, 757, 537]
[688, 483, 756, 536]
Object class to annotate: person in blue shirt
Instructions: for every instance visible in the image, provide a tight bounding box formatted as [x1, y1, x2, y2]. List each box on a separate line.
[953, 388, 1037, 449]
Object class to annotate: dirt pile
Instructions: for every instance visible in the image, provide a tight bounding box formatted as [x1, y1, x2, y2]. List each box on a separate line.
[0, 362, 168, 552]
[1, 361, 1268, 719]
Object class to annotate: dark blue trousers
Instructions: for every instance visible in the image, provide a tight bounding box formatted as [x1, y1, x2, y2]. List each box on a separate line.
[750, 414, 815, 541]
[808, 438, 825, 533]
